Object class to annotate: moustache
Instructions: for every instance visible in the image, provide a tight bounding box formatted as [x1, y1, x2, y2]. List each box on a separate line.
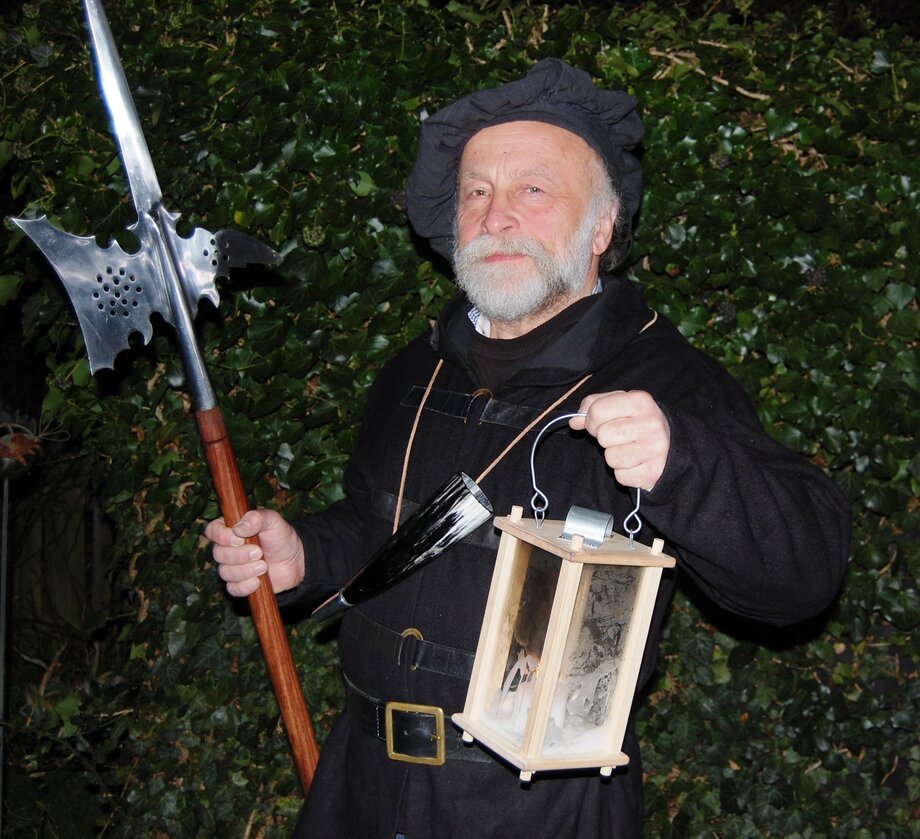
[456, 235, 550, 262]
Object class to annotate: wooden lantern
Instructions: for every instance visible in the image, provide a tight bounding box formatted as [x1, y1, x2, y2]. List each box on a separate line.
[453, 505, 676, 781]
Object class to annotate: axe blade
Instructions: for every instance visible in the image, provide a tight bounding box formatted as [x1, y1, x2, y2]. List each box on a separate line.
[11, 214, 281, 374]
[12, 216, 162, 374]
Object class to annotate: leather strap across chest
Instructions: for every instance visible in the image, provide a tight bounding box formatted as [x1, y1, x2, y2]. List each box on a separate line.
[393, 359, 592, 531]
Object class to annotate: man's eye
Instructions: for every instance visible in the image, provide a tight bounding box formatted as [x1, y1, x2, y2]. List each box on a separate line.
[524, 186, 543, 194]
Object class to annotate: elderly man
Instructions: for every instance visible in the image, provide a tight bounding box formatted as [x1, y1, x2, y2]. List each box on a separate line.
[206, 59, 849, 838]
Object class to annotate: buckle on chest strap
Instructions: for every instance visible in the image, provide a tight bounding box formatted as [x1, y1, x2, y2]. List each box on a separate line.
[385, 701, 446, 766]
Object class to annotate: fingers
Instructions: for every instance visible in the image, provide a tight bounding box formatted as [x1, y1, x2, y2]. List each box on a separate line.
[570, 390, 670, 491]
[211, 540, 268, 591]
[203, 508, 305, 597]
[225, 575, 263, 599]
[225, 508, 270, 541]
[204, 510, 268, 595]
[573, 390, 643, 434]
[567, 392, 606, 431]
[204, 509, 267, 546]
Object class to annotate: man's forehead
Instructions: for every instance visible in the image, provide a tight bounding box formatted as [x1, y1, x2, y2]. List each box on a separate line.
[459, 163, 559, 182]
[464, 119, 594, 150]
[458, 120, 597, 174]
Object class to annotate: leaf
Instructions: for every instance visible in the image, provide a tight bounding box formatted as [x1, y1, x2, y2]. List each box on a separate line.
[886, 309, 920, 339]
[884, 281, 916, 309]
[0, 274, 24, 304]
[347, 170, 376, 197]
[870, 49, 892, 74]
[764, 107, 798, 140]
[52, 694, 82, 737]
[445, 1, 490, 25]
[71, 357, 91, 387]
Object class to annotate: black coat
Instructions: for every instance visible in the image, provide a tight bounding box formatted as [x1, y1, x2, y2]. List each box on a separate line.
[285, 276, 850, 838]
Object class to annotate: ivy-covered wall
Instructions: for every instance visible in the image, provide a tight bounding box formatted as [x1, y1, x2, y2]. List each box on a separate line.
[1, 1, 917, 836]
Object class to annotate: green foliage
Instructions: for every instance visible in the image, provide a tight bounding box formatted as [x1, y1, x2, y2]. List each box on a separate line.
[1, 1, 917, 836]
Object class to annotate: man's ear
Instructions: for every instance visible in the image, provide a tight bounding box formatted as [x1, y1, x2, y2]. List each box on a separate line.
[592, 202, 617, 257]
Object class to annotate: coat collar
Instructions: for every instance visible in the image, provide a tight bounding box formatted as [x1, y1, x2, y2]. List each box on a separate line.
[430, 274, 656, 389]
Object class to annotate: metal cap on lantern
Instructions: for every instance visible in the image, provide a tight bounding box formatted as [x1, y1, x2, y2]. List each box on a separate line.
[453, 414, 676, 781]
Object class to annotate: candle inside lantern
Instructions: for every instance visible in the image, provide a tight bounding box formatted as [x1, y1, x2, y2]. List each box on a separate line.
[484, 547, 558, 746]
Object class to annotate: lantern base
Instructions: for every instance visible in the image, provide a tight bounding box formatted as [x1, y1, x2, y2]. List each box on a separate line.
[452, 713, 629, 780]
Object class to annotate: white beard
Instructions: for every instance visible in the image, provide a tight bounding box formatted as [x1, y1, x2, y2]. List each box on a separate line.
[452, 206, 600, 326]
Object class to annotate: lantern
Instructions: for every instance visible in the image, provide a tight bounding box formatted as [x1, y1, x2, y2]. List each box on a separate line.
[453, 504, 675, 781]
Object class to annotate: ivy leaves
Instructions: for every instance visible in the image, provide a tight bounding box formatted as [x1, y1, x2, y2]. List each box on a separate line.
[2, 1, 918, 836]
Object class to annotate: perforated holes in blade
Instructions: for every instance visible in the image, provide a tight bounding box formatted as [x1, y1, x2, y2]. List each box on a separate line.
[93, 264, 143, 317]
[203, 237, 230, 270]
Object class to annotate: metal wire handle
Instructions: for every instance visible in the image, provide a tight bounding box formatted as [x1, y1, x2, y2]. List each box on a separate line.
[529, 411, 643, 546]
[624, 488, 642, 548]
[529, 413, 585, 525]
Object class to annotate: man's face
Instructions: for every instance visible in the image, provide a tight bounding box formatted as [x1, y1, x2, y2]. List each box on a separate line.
[452, 121, 615, 332]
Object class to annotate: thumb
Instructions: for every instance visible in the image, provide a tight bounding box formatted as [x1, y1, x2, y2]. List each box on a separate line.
[230, 509, 265, 540]
[568, 394, 602, 431]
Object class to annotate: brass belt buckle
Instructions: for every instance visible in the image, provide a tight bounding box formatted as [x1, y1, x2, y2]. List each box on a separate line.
[385, 701, 446, 766]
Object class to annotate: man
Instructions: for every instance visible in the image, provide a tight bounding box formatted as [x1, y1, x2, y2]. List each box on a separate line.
[206, 59, 850, 837]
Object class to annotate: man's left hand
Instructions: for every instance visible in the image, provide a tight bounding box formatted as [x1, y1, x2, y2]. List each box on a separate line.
[569, 391, 670, 491]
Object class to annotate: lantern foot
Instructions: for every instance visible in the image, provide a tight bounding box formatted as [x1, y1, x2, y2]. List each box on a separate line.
[461, 731, 474, 743]
[600, 766, 613, 777]
[519, 770, 533, 782]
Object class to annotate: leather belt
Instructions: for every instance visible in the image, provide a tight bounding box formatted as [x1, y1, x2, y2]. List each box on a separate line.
[342, 608, 476, 681]
[345, 676, 490, 765]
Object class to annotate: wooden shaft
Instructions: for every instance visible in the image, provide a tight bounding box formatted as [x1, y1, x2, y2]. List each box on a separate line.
[196, 406, 319, 793]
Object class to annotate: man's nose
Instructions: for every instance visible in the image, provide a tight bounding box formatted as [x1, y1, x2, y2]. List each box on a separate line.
[481, 194, 517, 236]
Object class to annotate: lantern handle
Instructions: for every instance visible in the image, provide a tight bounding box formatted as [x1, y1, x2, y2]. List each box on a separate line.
[529, 412, 644, 545]
[529, 412, 585, 526]
[624, 489, 642, 548]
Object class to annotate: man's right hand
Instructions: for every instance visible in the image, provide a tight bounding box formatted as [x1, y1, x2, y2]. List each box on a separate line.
[204, 509, 305, 598]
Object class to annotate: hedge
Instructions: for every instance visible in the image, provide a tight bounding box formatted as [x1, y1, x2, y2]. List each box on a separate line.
[1, 1, 917, 836]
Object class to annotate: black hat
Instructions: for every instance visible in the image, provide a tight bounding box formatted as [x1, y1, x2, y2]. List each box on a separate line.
[405, 58, 644, 261]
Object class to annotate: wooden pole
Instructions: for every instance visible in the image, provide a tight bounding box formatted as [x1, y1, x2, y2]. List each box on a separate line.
[196, 406, 319, 793]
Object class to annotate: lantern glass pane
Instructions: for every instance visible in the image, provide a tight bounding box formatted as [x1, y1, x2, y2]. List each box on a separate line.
[483, 547, 559, 746]
[543, 564, 640, 754]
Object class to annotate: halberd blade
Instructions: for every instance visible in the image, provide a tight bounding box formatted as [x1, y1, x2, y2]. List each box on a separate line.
[138, 211, 283, 317]
[84, 0, 162, 215]
[213, 230, 284, 271]
[12, 216, 165, 373]
[11, 215, 280, 374]
[11, 1, 285, 385]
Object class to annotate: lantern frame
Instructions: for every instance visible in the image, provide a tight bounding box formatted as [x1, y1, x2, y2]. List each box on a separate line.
[454, 505, 676, 781]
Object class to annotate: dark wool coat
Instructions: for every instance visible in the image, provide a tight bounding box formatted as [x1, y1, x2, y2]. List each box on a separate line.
[284, 275, 850, 839]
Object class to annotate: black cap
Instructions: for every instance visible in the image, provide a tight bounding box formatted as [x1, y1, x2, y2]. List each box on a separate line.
[405, 58, 644, 261]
